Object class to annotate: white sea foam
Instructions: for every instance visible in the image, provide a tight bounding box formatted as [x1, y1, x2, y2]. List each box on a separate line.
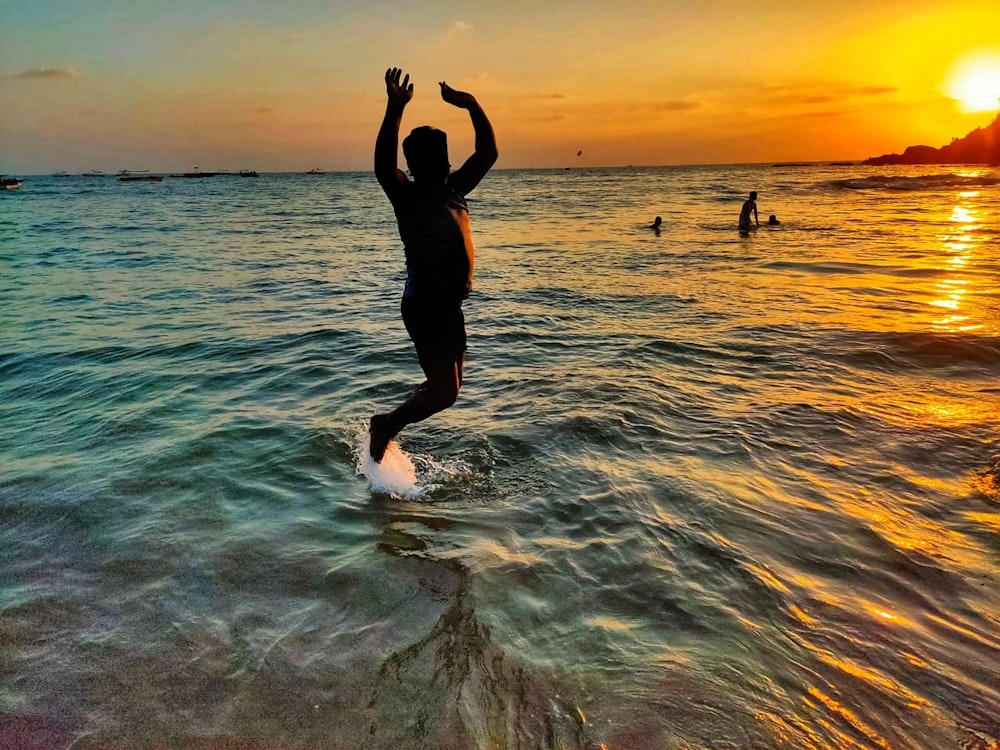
[355, 424, 422, 498]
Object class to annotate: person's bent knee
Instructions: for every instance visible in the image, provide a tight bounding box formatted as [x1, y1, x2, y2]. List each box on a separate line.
[433, 379, 459, 409]
[425, 370, 459, 410]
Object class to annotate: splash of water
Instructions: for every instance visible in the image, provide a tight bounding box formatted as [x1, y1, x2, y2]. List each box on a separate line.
[355, 425, 422, 498]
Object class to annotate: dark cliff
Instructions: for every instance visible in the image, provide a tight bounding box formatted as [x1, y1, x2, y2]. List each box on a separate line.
[863, 113, 1000, 166]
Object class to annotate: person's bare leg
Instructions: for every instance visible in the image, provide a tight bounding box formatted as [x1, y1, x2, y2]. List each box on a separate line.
[370, 361, 460, 462]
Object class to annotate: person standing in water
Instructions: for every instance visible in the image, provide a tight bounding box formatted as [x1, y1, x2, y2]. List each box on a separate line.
[739, 191, 759, 230]
[369, 67, 499, 462]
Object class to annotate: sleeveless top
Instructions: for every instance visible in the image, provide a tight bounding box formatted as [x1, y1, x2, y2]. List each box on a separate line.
[391, 183, 472, 301]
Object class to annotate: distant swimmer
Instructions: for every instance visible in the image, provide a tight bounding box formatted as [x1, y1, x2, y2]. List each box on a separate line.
[649, 216, 662, 230]
[369, 66, 499, 463]
[739, 191, 759, 231]
[767, 214, 780, 225]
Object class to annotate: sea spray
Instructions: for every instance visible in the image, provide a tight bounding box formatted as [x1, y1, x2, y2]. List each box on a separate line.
[355, 423, 422, 498]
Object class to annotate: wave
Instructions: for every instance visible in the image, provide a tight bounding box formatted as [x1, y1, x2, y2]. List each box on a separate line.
[827, 174, 999, 191]
[821, 329, 1000, 372]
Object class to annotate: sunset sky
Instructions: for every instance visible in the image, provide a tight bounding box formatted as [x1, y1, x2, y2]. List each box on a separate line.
[2, 0, 1000, 174]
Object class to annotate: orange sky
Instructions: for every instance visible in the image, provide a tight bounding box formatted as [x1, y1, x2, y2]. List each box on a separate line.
[2, 0, 999, 173]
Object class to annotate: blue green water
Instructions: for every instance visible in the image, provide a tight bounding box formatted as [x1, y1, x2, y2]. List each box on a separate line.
[2, 166, 999, 749]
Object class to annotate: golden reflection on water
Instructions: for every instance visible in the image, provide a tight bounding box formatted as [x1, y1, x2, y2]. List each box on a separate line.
[864, 603, 910, 628]
[805, 686, 892, 749]
[931, 196, 984, 332]
[876, 394, 998, 430]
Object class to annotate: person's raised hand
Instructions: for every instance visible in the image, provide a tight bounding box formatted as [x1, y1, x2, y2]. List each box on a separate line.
[439, 81, 476, 109]
[385, 67, 414, 107]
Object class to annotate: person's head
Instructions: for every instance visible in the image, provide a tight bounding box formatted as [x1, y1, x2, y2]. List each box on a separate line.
[749, 191, 758, 200]
[402, 126, 450, 183]
[652, 216, 662, 227]
[768, 214, 779, 225]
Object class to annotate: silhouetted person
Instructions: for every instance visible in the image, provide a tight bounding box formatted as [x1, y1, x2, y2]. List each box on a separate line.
[369, 67, 499, 462]
[649, 216, 662, 230]
[739, 191, 758, 230]
[767, 214, 780, 225]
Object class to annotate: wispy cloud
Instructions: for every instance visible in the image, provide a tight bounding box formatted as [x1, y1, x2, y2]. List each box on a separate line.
[654, 100, 702, 112]
[853, 86, 897, 96]
[443, 20, 473, 43]
[5, 67, 80, 80]
[762, 82, 897, 105]
[527, 92, 567, 100]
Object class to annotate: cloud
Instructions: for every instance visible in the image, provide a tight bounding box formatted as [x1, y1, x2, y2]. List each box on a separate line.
[654, 100, 702, 111]
[443, 20, 473, 42]
[762, 82, 898, 105]
[527, 93, 567, 100]
[853, 86, 897, 96]
[6, 67, 80, 80]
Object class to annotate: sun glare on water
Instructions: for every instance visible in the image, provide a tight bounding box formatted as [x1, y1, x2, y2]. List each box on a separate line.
[946, 51, 1000, 113]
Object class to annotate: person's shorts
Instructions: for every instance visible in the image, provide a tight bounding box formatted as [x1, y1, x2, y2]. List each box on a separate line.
[401, 295, 467, 372]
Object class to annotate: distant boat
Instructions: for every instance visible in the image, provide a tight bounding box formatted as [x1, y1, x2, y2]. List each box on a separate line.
[240, 170, 259, 177]
[82, 170, 104, 176]
[306, 168, 325, 174]
[2, 176, 24, 191]
[53, 170, 70, 177]
[181, 167, 231, 178]
[118, 169, 162, 182]
[182, 167, 218, 178]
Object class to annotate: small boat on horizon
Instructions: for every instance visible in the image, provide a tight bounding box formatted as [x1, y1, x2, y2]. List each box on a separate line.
[82, 170, 104, 176]
[2, 175, 24, 191]
[240, 170, 259, 177]
[118, 169, 163, 182]
[306, 168, 325, 174]
[182, 167, 221, 178]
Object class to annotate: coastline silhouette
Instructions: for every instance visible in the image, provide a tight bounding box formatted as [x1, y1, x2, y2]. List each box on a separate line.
[864, 112, 1000, 165]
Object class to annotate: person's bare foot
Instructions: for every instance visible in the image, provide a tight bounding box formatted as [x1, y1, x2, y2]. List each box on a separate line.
[369, 414, 394, 463]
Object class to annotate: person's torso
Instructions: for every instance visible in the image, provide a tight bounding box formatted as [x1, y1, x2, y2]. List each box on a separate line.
[392, 183, 472, 298]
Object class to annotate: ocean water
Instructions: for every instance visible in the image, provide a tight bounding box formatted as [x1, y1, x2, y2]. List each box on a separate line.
[1, 165, 998, 749]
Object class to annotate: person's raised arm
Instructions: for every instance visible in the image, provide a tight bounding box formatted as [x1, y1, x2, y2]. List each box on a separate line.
[440, 82, 498, 195]
[375, 67, 413, 198]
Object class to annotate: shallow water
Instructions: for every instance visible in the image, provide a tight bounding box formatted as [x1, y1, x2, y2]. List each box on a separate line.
[1, 165, 999, 749]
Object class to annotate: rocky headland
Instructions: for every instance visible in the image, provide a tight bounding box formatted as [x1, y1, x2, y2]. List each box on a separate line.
[863, 112, 1000, 166]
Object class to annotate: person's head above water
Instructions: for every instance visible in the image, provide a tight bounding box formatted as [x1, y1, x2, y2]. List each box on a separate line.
[768, 214, 780, 225]
[402, 126, 450, 184]
[749, 191, 758, 200]
[651, 216, 662, 228]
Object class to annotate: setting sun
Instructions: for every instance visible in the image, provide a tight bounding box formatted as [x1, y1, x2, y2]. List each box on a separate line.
[946, 51, 1000, 113]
